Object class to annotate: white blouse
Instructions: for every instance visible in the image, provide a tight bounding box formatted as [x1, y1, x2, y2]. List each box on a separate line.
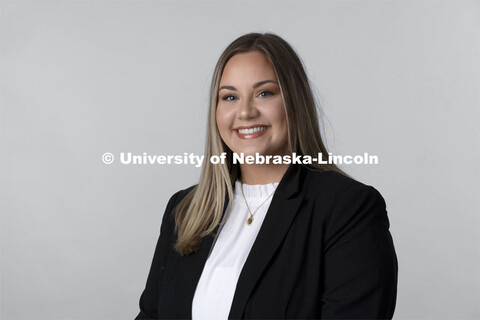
[191, 180, 279, 320]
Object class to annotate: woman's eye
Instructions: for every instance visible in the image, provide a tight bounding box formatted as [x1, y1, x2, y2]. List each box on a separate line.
[222, 95, 236, 101]
[258, 91, 273, 98]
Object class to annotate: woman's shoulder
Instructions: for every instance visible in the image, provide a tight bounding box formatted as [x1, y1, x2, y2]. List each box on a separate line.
[301, 165, 384, 203]
[301, 167, 389, 235]
[168, 184, 197, 206]
[159, 185, 197, 232]
[161, 185, 197, 220]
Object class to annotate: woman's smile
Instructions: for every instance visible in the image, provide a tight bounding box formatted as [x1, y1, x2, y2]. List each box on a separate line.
[234, 125, 270, 139]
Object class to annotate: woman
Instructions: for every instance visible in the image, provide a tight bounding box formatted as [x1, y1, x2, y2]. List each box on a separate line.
[135, 33, 398, 319]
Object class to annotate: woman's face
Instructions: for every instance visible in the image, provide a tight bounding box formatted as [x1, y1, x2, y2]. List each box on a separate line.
[216, 51, 289, 158]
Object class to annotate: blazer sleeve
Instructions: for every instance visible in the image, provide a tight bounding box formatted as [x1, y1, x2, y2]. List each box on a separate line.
[320, 184, 398, 319]
[135, 190, 182, 320]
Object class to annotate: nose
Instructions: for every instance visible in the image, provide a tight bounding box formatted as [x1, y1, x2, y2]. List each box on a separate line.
[238, 97, 259, 119]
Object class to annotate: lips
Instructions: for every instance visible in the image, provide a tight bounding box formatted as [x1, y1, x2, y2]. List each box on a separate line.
[234, 125, 269, 139]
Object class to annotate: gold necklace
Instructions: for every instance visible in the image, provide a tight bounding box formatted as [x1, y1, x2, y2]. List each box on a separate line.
[240, 183, 277, 225]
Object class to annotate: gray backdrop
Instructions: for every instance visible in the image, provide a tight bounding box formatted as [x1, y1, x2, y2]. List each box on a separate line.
[1, 1, 479, 319]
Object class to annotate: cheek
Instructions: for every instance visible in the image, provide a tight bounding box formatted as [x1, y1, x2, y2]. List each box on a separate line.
[270, 102, 289, 147]
[215, 106, 232, 135]
[271, 102, 287, 130]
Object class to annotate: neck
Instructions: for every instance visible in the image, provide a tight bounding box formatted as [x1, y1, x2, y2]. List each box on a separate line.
[239, 163, 289, 185]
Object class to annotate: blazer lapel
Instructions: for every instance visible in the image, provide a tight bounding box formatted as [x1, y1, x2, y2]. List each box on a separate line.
[229, 164, 305, 319]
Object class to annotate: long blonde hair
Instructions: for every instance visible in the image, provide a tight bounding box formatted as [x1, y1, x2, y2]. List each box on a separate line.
[174, 32, 345, 256]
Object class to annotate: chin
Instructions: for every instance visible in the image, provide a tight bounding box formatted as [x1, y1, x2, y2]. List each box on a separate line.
[232, 150, 260, 157]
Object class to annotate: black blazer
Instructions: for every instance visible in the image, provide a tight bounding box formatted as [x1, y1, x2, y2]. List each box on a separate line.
[135, 164, 398, 319]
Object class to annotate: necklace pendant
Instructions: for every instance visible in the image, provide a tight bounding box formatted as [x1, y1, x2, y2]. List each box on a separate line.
[247, 217, 253, 225]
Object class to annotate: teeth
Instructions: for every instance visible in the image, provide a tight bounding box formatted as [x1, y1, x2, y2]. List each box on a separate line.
[238, 126, 267, 134]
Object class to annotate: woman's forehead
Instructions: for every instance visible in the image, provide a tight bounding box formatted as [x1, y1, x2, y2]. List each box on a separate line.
[220, 52, 277, 86]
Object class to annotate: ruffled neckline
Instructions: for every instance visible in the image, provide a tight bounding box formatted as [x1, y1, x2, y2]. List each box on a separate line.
[234, 180, 279, 199]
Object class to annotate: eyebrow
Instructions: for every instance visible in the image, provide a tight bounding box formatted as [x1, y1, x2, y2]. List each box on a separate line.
[219, 80, 278, 91]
